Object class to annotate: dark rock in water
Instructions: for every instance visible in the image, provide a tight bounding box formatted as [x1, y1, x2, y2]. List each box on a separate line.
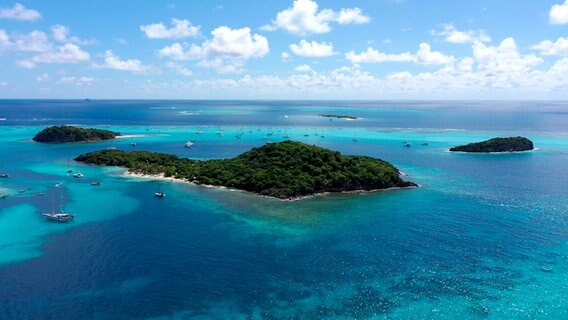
[450, 137, 534, 153]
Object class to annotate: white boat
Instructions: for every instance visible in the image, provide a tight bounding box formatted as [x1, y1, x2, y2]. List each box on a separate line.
[73, 172, 84, 178]
[403, 141, 412, 148]
[0, 161, 9, 178]
[42, 195, 75, 222]
[154, 192, 166, 198]
[42, 212, 75, 222]
[184, 141, 194, 148]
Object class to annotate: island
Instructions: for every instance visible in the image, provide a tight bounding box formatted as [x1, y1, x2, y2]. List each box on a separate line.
[319, 114, 358, 120]
[75, 141, 416, 200]
[33, 125, 119, 143]
[450, 137, 534, 153]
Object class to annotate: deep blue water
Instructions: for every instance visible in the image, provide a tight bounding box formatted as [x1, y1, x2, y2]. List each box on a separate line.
[0, 100, 567, 319]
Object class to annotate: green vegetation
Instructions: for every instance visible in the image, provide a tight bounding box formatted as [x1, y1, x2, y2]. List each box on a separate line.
[319, 114, 358, 120]
[76, 141, 416, 199]
[450, 137, 534, 153]
[33, 125, 119, 143]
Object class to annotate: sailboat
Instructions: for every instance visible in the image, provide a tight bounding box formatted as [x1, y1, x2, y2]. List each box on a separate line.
[352, 131, 359, 142]
[154, 181, 166, 198]
[66, 159, 73, 173]
[42, 194, 75, 222]
[0, 161, 9, 178]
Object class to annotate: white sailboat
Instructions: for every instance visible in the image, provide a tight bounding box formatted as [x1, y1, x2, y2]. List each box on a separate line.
[42, 194, 75, 222]
[0, 160, 9, 178]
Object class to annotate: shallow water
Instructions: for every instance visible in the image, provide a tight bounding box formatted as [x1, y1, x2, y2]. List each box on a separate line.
[0, 100, 567, 319]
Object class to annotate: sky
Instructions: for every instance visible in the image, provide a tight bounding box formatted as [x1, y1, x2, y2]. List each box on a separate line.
[1, 0, 568, 100]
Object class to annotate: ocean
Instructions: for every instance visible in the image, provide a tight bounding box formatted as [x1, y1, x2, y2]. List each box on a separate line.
[0, 100, 567, 319]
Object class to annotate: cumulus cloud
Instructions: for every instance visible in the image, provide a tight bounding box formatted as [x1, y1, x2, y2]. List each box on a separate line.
[17, 44, 90, 68]
[294, 64, 312, 72]
[346, 43, 453, 66]
[431, 24, 491, 44]
[261, 0, 370, 35]
[532, 37, 568, 56]
[158, 26, 269, 73]
[99, 50, 154, 73]
[51, 25, 96, 45]
[58, 76, 95, 86]
[415, 43, 455, 65]
[345, 47, 413, 63]
[140, 18, 200, 39]
[289, 40, 336, 57]
[550, 0, 568, 24]
[15, 31, 52, 52]
[0, 3, 41, 21]
[166, 62, 193, 76]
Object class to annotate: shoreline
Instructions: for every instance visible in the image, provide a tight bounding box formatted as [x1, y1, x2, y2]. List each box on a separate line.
[123, 170, 417, 202]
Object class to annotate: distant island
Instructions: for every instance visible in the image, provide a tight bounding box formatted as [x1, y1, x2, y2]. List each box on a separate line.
[76, 141, 416, 200]
[33, 125, 119, 143]
[319, 114, 358, 120]
[450, 137, 534, 153]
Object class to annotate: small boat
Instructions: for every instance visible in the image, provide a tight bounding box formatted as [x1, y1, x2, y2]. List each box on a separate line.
[130, 142, 137, 146]
[184, 141, 194, 148]
[73, 172, 84, 178]
[66, 168, 73, 173]
[283, 134, 290, 139]
[42, 194, 75, 222]
[154, 192, 166, 198]
[42, 212, 75, 222]
[403, 141, 412, 148]
[107, 147, 117, 150]
[421, 141, 429, 146]
[0, 161, 9, 178]
[90, 181, 101, 186]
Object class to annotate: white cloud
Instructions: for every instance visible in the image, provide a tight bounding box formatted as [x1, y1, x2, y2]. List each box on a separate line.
[140, 18, 200, 39]
[158, 26, 269, 73]
[281, 52, 291, 60]
[336, 8, 370, 24]
[345, 47, 413, 63]
[415, 43, 454, 65]
[36, 73, 50, 82]
[99, 50, 153, 73]
[289, 40, 336, 57]
[294, 64, 312, 72]
[12, 30, 52, 52]
[262, 0, 370, 35]
[473, 38, 542, 74]
[550, 0, 568, 24]
[51, 25, 95, 45]
[432, 24, 491, 44]
[0, 3, 41, 21]
[346, 43, 453, 66]
[17, 44, 90, 68]
[532, 37, 568, 56]
[166, 62, 193, 76]
[58, 76, 95, 86]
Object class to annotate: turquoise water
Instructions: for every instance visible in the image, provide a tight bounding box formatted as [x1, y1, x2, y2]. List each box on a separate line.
[0, 100, 567, 319]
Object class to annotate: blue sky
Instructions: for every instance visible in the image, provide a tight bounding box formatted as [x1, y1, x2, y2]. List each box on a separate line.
[1, 0, 568, 99]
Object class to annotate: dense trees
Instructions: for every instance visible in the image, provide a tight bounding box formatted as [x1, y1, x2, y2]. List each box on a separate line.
[33, 126, 119, 143]
[450, 137, 534, 153]
[76, 141, 416, 199]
